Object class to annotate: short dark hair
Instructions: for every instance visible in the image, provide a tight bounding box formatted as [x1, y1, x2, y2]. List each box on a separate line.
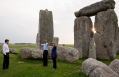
[5, 39, 9, 43]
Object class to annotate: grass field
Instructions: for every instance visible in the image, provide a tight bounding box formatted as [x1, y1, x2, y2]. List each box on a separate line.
[0, 45, 119, 77]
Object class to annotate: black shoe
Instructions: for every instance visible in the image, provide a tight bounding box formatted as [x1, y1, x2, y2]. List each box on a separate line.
[43, 65, 47, 67]
[6, 68, 9, 69]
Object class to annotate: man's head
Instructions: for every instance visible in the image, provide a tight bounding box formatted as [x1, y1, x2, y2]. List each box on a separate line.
[44, 40, 47, 43]
[5, 39, 9, 44]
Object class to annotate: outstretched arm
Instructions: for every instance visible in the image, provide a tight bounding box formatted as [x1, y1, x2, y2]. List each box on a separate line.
[41, 44, 44, 46]
[47, 42, 51, 46]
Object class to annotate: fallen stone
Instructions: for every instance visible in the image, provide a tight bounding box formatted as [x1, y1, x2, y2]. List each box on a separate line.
[9, 48, 18, 54]
[19, 48, 43, 59]
[109, 59, 119, 75]
[89, 67, 119, 77]
[82, 58, 118, 76]
[48, 46, 79, 63]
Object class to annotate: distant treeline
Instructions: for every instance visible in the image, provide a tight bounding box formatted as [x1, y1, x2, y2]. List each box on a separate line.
[0, 43, 35, 45]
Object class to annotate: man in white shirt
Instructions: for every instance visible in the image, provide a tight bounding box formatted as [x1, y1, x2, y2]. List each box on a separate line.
[41, 40, 49, 67]
[2, 39, 10, 70]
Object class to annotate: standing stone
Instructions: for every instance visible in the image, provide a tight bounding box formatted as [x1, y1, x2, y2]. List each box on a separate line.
[36, 33, 40, 50]
[53, 37, 59, 46]
[74, 16, 93, 58]
[94, 9, 118, 60]
[89, 38, 96, 59]
[117, 27, 119, 54]
[36, 9, 54, 49]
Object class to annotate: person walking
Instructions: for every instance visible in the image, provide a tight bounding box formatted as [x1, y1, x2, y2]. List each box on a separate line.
[2, 39, 10, 70]
[51, 43, 57, 69]
[41, 40, 49, 67]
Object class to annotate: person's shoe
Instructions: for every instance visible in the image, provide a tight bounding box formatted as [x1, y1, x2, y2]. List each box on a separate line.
[44, 65, 48, 67]
[42, 65, 47, 67]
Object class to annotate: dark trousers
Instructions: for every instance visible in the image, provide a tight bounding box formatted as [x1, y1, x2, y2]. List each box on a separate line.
[43, 50, 48, 66]
[52, 57, 57, 69]
[3, 53, 9, 69]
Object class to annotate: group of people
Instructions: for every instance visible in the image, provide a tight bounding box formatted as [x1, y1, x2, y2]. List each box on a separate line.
[2, 39, 57, 70]
[41, 40, 57, 69]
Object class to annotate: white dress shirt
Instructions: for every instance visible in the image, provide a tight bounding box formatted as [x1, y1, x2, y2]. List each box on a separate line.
[41, 43, 49, 50]
[2, 43, 9, 55]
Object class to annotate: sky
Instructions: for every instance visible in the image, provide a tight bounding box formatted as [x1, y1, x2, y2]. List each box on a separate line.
[0, 0, 119, 44]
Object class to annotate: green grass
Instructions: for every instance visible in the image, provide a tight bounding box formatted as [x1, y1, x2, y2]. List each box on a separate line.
[0, 45, 119, 77]
[59, 44, 74, 48]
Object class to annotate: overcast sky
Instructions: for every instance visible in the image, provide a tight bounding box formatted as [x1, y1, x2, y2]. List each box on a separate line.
[0, 0, 119, 44]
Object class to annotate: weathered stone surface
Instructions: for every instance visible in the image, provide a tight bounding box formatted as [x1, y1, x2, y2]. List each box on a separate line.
[53, 37, 59, 46]
[94, 9, 118, 60]
[82, 58, 118, 76]
[109, 59, 119, 75]
[36, 33, 40, 50]
[117, 27, 119, 54]
[94, 33, 110, 59]
[19, 48, 43, 59]
[74, 16, 93, 58]
[89, 38, 96, 59]
[82, 58, 107, 75]
[89, 67, 119, 77]
[9, 48, 18, 54]
[36, 9, 54, 49]
[74, 0, 115, 17]
[48, 46, 79, 63]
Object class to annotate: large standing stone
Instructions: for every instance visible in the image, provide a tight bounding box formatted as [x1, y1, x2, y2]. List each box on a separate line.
[74, 16, 93, 58]
[89, 38, 96, 59]
[74, 0, 115, 17]
[53, 37, 59, 46]
[19, 48, 43, 59]
[36, 9, 54, 49]
[109, 59, 119, 75]
[48, 46, 79, 63]
[36, 33, 40, 50]
[117, 27, 119, 54]
[94, 9, 118, 60]
[82, 58, 119, 77]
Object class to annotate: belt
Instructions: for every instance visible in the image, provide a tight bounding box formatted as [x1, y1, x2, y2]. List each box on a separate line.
[6, 52, 9, 54]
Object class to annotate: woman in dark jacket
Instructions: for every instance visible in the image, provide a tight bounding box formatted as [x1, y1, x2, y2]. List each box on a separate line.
[51, 43, 57, 69]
